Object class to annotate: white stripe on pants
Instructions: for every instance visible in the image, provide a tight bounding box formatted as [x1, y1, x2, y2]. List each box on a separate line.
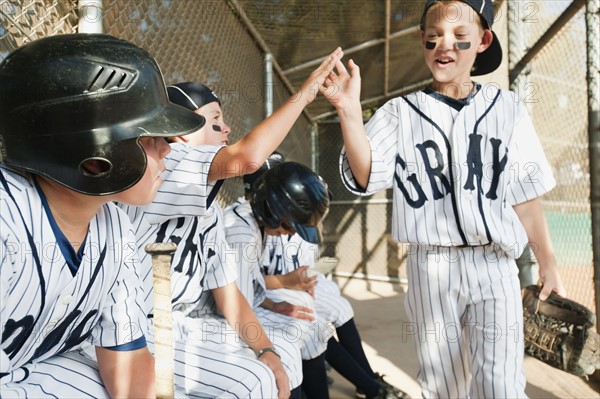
[404, 244, 527, 399]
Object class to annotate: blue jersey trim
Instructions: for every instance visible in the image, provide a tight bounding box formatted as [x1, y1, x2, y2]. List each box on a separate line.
[33, 176, 87, 275]
[104, 335, 147, 351]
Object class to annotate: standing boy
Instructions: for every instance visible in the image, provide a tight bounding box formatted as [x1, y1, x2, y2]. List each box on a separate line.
[322, 1, 566, 397]
[0, 34, 204, 398]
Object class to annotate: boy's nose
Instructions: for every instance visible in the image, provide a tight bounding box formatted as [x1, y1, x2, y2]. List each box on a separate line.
[222, 123, 231, 135]
[439, 34, 454, 51]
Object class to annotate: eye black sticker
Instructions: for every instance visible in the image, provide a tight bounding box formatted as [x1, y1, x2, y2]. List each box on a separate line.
[424, 41, 471, 50]
[212, 125, 222, 132]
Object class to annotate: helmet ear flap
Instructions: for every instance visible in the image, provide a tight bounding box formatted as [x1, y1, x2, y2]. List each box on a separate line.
[250, 174, 278, 229]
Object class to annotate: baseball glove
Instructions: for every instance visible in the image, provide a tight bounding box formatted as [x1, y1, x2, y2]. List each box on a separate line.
[522, 285, 600, 377]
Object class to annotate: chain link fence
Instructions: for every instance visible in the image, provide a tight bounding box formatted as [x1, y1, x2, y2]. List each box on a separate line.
[0, 0, 78, 58]
[101, 0, 314, 206]
[508, 0, 593, 310]
[0, 0, 596, 312]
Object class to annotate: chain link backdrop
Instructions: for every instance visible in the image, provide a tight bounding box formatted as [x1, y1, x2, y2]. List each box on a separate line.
[512, 1, 592, 310]
[101, 0, 315, 206]
[0, 0, 596, 312]
[0, 0, 78, 56]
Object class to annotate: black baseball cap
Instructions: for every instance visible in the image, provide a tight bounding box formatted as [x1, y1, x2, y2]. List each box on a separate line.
[167, 82, 220, 111]
[420, 0, 502, 76]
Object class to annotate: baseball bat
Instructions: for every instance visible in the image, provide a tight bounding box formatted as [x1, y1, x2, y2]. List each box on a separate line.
[145, 242, 177, 399]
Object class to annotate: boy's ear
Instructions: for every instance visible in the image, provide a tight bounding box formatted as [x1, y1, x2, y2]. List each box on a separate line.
[477, 29, 494, 53]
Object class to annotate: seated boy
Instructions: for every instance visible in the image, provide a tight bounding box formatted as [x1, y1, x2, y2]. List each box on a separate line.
[0, 34, 204, 398]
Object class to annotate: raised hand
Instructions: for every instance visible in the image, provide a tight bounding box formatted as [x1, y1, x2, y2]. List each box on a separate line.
[291, 47, 343, 105]
[320, 58, 362, 112]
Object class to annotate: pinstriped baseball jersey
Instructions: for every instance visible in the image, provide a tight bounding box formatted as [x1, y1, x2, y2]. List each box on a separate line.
[262, 234, 318, 309]
[223, 198, 328, 361]
[264, 234, 354, 327]
[222, 198, 267, 308]
[0, 167, 147, 384]
[340, 87, 555, 257]
[141, 143, 223, 224]
[151, 204, 237, 324]
[117, 143, 283, 395]
[119, 143, 224, 314]
[0, 351, 112, 398]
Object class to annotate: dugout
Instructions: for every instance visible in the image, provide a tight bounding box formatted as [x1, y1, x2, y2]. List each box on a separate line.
[1, 0, 598, 334]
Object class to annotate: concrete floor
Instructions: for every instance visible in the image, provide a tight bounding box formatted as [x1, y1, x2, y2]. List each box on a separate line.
[324, 276, 600, 399]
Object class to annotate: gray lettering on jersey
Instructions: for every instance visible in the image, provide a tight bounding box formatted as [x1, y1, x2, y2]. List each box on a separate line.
[394, 153, 427, 208]
[416, 140, 452, 200]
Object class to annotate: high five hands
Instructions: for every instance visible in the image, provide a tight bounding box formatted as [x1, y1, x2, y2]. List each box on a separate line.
[291, 47, 344, 105]
[320, 56, 362, 113]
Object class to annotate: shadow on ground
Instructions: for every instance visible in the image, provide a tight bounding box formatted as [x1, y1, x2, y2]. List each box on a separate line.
[326, 277, 600, 399]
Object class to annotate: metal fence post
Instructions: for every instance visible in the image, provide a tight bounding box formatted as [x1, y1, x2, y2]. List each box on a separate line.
[586, 0, 600, 330]
[78, 0, 103, 33]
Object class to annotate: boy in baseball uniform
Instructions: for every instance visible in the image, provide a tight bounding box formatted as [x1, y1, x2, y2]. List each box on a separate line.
[323, 1, 565, 397]
[224, 162, 332, 398]
[252, 155, 409, 399]
[122, 80, 344, 398]
[0, 34, 204, 398]
[118, 48, 341, 399]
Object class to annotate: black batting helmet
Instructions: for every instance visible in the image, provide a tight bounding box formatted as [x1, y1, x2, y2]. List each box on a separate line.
[0, 34, 205, 195]
[243, 151, 285, 193]
[251, 162, 330, 244]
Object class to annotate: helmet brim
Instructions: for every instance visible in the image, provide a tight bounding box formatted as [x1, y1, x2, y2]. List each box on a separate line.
[137, 102, 205, 138]
[293, 222, 321, 244]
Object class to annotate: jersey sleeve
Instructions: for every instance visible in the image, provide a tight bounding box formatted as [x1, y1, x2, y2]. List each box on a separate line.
[143, 143, 224, 224]
[506, 102, 556, 205]
[203, 206, 238, 290]
[223, 201, 267, 308]
[0, 238, 10, 320]
[91, 220, 148, 349]
[340, 99, 399, 195]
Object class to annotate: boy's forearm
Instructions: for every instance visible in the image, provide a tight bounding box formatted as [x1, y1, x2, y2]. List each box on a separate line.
[209, 99, 305, 181]
[514, 198, 566, 297]
[513, 198, 556, 269]
[236, 96, 309, 162]
[339, 104, 372, 189]
[96, 346, 155, 398]
[259, 297, 276, 312]
[264, 274, 286, 290]
[213, 285, 274, 353]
